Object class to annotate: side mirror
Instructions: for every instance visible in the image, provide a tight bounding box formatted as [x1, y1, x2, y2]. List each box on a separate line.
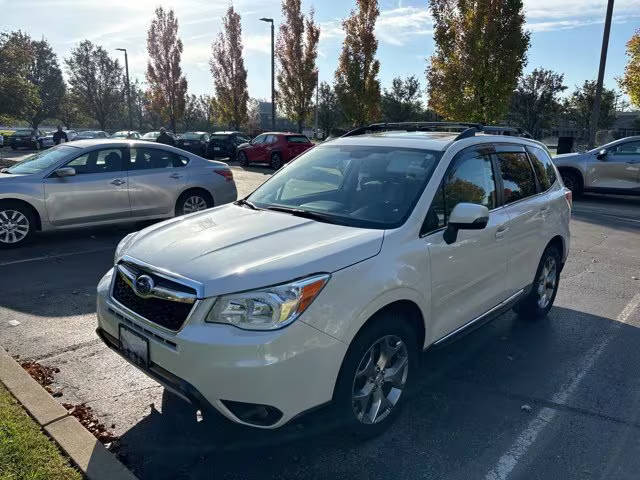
[54, 167, 76, 178]
[443, 203, 489, 245]
[596, 148, 607, 160]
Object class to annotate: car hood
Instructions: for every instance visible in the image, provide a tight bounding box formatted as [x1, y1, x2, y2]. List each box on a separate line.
[124, 204, 384, 297]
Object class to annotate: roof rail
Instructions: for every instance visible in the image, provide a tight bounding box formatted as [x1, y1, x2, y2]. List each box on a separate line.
[341, 122, 484, 138]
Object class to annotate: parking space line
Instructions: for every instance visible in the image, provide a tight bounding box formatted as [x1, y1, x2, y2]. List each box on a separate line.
[484, 293, 640, 480]
[0, 247, 114, 267]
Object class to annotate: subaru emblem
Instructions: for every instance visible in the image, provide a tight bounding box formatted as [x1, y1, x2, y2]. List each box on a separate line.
[134, 274, 155, 297]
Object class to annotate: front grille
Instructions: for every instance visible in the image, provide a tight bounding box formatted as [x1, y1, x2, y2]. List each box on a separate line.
[112, 264, 196, 331]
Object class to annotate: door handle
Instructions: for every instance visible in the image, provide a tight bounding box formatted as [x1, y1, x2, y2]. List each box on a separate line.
[110, 179, 126, 186]
[495, 225, 509, 239]
[169, 173, 182, 179]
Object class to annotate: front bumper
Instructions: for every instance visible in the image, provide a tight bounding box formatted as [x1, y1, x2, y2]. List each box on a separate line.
[96, 268, 347, 428]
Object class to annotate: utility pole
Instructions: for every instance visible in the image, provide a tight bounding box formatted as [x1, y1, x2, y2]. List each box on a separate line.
[314, 75, 319, 139]
[260, 18, 276, 131]
[116, 48, 133, 131]
[588, 0, 615, 149]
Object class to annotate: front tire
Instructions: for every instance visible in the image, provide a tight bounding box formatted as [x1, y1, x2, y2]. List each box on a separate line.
[333, 312, 418, 437]
[514, 246, 561, 320]
[560, 170, 582, 196]
[270, 153, 283, 170]
[238, 151, 248, 167]
[0, 203, 35, 248]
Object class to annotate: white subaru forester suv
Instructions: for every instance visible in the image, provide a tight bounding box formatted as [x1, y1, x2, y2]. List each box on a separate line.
[96, 123, 571, 435]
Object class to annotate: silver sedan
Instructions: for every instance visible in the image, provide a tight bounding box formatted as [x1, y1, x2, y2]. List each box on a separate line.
[0, 139, 237, 247]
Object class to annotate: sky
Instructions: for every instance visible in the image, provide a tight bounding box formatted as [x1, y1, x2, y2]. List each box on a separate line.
[2, 0, 639, 104]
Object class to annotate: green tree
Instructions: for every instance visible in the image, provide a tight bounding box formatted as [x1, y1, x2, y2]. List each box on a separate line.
[426, 0, 530, 123]
[276, 0, 320, 132]
[65, 40, 124, 130]
[146, 7, 188, 133]
[334, 0, 381, 126]
[27, 38, 65, 128]
[507, 68, 566, 139]
[210, 5, 249, 129]
[56, 90, 90, 128]
[317, 81, 342, 136]
[619, 29, 640, 108]
[563, 80, 617, 134]
[381, 76, 423, 122]
[0, 31, 38, 122]
[198, 95, 214, 131]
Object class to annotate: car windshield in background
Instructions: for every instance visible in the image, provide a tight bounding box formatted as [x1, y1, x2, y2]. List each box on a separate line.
[6, 146, 74, 174]
[13, 130, 32, 137]
[209, 134, 229, 140]
[247, 145, 442, 229]
[182, 132, 203, 140]
[112, 131, 129, 138]
[286, 135, 310, 143]
[142, 132, 159, 139]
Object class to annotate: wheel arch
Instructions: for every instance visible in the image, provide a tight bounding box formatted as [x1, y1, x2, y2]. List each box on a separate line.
[0, 198, 42, 231]
[557, 166, 584, 189]
[546, 235, 566, 271]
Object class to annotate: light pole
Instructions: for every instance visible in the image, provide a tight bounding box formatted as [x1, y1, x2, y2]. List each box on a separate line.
[260, 17, 275, 131]
[116, 48, 133, 131]
[588, 0, 615, 149]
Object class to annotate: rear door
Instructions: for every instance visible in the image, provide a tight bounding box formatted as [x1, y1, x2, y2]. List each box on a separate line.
[588, 140, 640, 190]
[127, 146, 187, 217]
[285, 135, 312, 160]
[494, 145, 547, 294]
[44, 147, 130, 226]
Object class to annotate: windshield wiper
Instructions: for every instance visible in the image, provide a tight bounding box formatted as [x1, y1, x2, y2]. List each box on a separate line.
[0, 168, 11, 174]
[263, 205, 343, 225]
[234, 198, 259, 210]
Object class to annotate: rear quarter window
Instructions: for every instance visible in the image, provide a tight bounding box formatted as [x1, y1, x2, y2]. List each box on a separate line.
[526, 145, 557, 191]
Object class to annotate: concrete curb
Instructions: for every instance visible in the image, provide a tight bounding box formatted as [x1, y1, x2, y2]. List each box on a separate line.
[0, 346, 138, 480]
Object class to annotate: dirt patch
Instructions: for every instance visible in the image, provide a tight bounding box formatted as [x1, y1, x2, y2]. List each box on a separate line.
[20, 361, 59, 393]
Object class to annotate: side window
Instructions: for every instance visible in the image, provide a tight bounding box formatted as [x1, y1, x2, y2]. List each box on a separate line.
[612, 141, 640, 155]
[496, 152, 537, 203]
[527, 146, 557, 191]
[252, 134, 266, 144]
[265, 135, 278, 144]
[66, 148, 123, 174]
[425, 153, 496, 232]
[129, 147, 185, 170]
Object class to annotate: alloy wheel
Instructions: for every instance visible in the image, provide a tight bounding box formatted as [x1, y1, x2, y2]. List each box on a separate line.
[351, 335, 409, 425]
[537, 255, 557, 309]
[182, 195, 208, 214]
[0, 209, 30, 245]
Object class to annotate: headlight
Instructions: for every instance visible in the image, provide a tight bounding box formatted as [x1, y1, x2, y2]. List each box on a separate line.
[114, 232, 138, 264]
[205, 274, 330, 330]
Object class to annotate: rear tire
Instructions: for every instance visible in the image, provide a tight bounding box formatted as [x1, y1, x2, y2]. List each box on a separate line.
[175, 190, 213, 216]
[514, 246, 561, 320]
[0, 202, 35, 248]
[270, 153, 283, 170]
[560, 170, 582, 197]
[333, 311, 419, 438]
[238, 151, 248, 167]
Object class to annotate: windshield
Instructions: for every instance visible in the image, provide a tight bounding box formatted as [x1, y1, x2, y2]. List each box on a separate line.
[247, 145, 442, 229]
[13, 130, 32, 137]
[6, 145, 75, 174]
[182, 132, 203, 140]
[112, 131, 129, 137]
[209, 134, 229, 140]
[142, 132, 159, 139]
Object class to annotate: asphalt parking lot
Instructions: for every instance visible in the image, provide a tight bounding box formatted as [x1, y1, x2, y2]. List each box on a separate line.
[1, 148, 640, 479]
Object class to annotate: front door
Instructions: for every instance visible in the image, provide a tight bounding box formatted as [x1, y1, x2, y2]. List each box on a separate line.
[248, 134, 268, 163]
[127, 146, 187, 217]
[587, 140, 640, 190]
[423, 146, 509, 341]
[44, 147, 130, 226]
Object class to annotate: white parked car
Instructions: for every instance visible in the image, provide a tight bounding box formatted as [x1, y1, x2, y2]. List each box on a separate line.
[97, 123, 571, 434]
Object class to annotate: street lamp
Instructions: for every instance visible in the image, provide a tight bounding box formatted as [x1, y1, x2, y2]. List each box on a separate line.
[116, 48, 133, 131]
[260, 17, 275, 131]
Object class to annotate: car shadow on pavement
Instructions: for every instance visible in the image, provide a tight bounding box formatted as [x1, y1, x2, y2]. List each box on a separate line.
[115, 305, 640, 480]
[572, 194, 640, 233]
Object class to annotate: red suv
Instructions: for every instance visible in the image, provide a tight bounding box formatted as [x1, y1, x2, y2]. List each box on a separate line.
[236, 132, 313, 169]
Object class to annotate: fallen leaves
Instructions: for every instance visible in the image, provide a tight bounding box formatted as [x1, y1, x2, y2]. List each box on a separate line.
[61, 403, 118, 445]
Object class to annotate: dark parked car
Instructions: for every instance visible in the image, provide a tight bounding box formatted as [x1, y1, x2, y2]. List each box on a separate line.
[177, 131, 209, 157]
[9, 129, 45, 150]
[75, 130, 109, 140]
[206, 131, 251, 160]
[236, 132, 314, 169]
